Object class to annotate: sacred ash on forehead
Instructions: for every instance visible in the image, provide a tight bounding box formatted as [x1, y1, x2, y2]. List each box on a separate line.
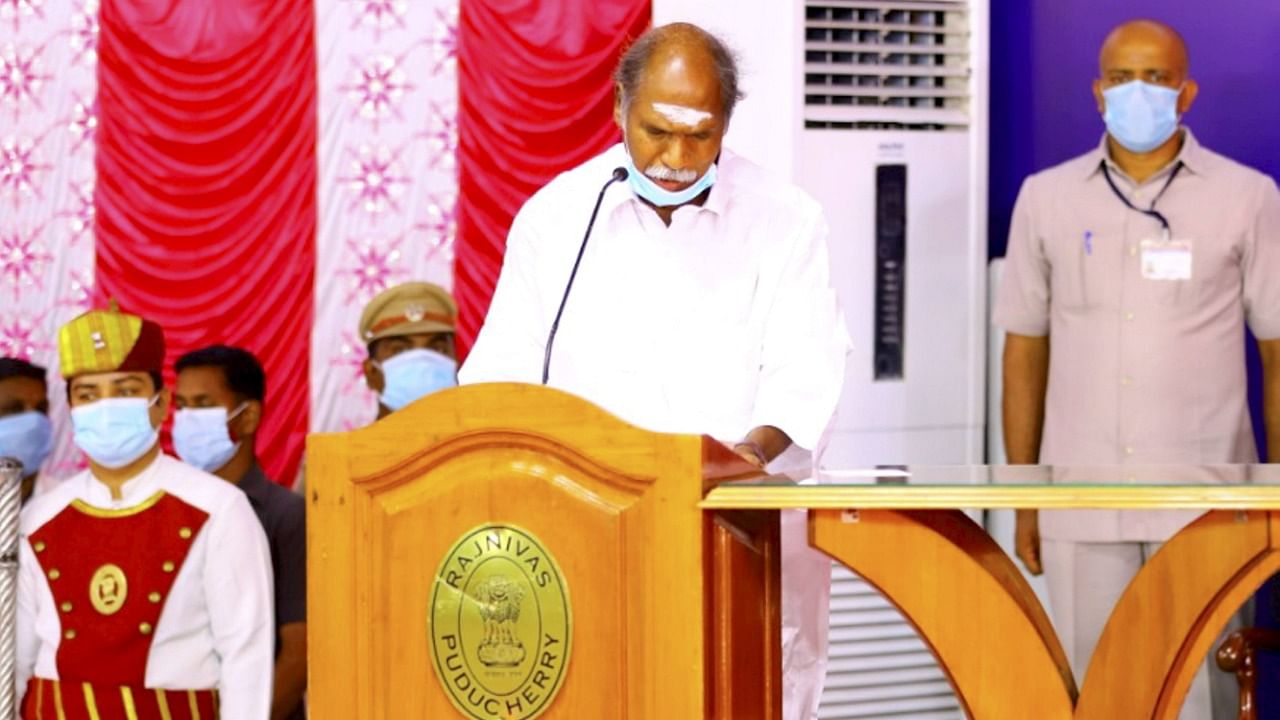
[652, 102, 713, 128]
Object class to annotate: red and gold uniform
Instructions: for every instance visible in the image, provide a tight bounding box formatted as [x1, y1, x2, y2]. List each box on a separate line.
[17, 305, 274, 719]
[18, 456, 274, 719]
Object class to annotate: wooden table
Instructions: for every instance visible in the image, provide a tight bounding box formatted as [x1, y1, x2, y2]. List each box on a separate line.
[702, 465, 1280, 720]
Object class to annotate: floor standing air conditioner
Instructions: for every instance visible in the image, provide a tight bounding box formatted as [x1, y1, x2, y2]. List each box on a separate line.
[654, 2, 988, 717]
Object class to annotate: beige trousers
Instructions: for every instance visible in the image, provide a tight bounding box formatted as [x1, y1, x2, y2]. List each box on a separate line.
[1041, 539, 1242, 720]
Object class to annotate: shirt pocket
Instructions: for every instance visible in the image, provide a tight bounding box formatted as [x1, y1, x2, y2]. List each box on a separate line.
[553, 323, 642, 394]
[1136, 237, 1233, 308]
[1190, 236, 1241, 308]
[1142, 278, 1191, 307]
[1048, 230, 1106, 310]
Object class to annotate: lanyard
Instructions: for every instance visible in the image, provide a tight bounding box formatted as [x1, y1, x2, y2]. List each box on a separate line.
[1100, 160, 1183, 239]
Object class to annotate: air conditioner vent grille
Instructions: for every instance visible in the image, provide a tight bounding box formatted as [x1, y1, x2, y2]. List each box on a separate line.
[804, 0, 971, 131]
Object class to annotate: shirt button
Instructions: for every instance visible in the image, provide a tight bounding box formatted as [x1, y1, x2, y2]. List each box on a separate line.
[1124, 446, 1135, 456]
[1125, 311, 1135, 321]
[1121, 376, 1132, 386]
[1129, 245, 1138, 257]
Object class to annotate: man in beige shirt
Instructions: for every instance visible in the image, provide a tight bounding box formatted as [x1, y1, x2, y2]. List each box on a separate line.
[995, 19, 1280, 719]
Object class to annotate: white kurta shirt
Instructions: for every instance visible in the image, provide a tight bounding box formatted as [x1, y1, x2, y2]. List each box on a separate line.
[18, 453, 275, 719]
[462, 144, 849, 720]
[461, 143, 849, 449]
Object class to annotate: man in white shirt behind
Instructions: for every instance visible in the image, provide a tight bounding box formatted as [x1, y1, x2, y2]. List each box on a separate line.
[460, 22, 850, 720]
[17, 303, 274, 719]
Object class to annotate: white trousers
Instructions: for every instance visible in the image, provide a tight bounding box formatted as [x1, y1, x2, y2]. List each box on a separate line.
[1041, 539, 1241, 720]
[781, 508, 831, 720]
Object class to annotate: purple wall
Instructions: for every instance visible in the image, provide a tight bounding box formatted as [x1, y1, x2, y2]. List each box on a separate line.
[991, 0, 1280, 258]
[1035, 2, 1280, 175]
[988, 2, 1280, 711]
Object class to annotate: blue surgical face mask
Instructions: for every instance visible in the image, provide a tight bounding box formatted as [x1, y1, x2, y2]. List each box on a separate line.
[376, 348, 457, 411]
[173, 404, 246, 473]
[0, 411, 53, 478]
[1102, 80, 1182, 154]
[71, 396, 160, 469]
[623, 142, 718, 207]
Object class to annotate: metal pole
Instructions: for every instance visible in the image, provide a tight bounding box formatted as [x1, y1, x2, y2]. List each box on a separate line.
[0, 457, 23, 719]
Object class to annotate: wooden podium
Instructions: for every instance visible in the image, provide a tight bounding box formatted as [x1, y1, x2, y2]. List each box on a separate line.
[306, 382, 780, 719]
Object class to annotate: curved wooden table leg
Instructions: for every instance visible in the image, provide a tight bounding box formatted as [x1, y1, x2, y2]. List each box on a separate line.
[811, 509, 1077, 720]
[1076, 510, 1280, 720]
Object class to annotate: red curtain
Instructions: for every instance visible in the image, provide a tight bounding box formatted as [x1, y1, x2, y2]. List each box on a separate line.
[95, 0, 316, 484]
[455, 0, 651, 354]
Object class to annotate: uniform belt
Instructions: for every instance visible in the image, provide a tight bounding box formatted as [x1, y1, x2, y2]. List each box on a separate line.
[22, 677, 219, 720]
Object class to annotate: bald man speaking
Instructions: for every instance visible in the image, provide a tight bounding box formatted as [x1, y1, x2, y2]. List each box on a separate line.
[996, 19, 1280, 718]
[462, 22, 849, 720]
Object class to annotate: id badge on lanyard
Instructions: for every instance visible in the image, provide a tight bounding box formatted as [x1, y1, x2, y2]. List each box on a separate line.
[1140, 233, 1193, 281]
[1101, 161, 1188, 281]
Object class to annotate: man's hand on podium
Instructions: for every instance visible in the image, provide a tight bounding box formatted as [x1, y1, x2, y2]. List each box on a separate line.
[730, 425, 792, 470]
[731, 440, 768, 469]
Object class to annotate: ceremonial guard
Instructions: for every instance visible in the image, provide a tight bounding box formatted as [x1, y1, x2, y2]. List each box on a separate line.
[17, 304, 274, 719]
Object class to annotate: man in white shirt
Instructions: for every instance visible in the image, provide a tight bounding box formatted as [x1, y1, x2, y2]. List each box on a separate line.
[461, 22, 849, 719]
[17, 303, 275, 719]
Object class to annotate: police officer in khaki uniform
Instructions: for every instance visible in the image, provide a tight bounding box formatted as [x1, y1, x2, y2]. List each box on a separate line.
[359, 281, 459, 419]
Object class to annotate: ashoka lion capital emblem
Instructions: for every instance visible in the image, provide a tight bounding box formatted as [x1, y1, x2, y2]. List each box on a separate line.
[429, 524, 571, 720]
[475, 575, 526, 666]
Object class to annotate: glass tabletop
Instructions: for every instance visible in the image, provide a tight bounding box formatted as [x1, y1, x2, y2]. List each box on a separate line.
[701, 464, 1280, 510]
[818, 463, 1280, 486]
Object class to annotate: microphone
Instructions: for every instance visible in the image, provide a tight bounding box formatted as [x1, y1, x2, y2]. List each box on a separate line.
[542, 166, 629, 385]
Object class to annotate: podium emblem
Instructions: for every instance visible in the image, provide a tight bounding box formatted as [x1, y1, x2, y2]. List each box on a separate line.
[430, 524, 572, 720]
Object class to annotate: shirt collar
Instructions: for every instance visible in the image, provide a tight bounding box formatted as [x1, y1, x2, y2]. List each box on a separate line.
[82, 451, 163, 508]
[604, 142, 734, 221]
[1085, 127, 1205, 182]
[700, 154, 733, 215]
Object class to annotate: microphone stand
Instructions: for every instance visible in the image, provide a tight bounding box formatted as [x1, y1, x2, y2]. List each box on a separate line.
[541, 167, 629, 385]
